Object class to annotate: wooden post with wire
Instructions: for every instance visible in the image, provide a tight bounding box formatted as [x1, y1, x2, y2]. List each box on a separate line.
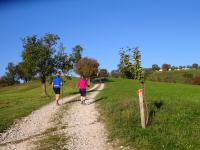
[137, 89, 146, 128]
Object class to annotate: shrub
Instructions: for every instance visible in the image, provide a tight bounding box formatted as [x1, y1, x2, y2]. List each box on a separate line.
[110, 70, 121, 78]
[0, 76, 8, 87]
[193, 76, 200, 85]
[164, 76, 176, 83]
[183, 73, 193, 84]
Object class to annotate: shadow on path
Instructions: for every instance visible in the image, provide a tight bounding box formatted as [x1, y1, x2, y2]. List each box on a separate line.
[87, 97, 108, 105]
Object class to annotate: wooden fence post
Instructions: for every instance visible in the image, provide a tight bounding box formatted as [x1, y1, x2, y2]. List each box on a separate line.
[137, 89, 146, 129]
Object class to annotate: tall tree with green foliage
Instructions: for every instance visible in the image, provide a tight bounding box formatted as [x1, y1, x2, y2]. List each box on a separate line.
[70, 45, 83, 64]
[119, 47, 144, 83]
[22, 33, 60, 96]
[119, 48, 135, 79]
[133, 47, 145, 83]
[54, 43, 72, 75]
[54, 44, 83, 77]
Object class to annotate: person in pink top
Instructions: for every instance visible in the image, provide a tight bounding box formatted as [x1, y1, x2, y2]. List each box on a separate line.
[77, 76, 89, 104]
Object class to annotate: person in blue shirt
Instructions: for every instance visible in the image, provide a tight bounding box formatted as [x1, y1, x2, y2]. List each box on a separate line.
[52, 71, 63, 105]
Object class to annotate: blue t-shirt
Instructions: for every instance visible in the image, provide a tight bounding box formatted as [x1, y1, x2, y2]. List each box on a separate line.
[53, 77, 62, 88]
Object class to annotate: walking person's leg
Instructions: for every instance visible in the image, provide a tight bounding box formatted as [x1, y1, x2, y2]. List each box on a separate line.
[56, 94, 60, 105]
[83, 89, 86, 104]
[54, 88, 61, 105]
[80, 89, 83, 104]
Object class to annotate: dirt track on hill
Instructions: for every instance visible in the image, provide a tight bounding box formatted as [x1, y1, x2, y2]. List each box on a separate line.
[0, 84, 114, 150]
[62, 83, 113, 150]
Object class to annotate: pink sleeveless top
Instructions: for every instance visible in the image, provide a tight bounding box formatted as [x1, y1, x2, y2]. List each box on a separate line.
[78, 79, 88, 89]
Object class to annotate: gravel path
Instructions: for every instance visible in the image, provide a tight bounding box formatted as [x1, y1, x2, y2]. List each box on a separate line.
[0, 84, 113, 150]
[62, 83, 113, 150]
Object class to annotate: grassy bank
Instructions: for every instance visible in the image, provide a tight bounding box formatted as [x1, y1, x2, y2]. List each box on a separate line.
[148, 69, 200, 84]
[0, 78, 78, 133]
[97, 78, 200, 149]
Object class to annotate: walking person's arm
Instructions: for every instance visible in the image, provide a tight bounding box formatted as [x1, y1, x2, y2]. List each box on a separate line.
[52, 81, 54, 88]
[77, 80, 80, 89]
[60, 78, 63, 89]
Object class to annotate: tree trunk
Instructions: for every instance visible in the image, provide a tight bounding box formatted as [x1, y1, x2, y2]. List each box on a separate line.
[41, 76, 48, 96]
[41, 82, 47, 96]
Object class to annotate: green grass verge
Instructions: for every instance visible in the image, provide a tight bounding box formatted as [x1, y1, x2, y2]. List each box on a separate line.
[97, 78, 200, 150]
[0, 78, 78, 133]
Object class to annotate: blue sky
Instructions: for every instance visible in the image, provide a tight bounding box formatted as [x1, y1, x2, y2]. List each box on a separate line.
[0, 0, 200, 76]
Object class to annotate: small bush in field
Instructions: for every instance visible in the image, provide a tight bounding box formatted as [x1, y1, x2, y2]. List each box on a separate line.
[193, 76, 200, 85]
[164, 76, 176, 83]
[183, 73, 193, 79]
[157, 77, 162, 82]
[150, 76, 162, 82]
[183, 73, 193, 84]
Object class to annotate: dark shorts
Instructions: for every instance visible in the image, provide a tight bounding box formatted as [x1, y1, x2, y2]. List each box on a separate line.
[79, 89, 86, 96]
[53, 88, 60, 94]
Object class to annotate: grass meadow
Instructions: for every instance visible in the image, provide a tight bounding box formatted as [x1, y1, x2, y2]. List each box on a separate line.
[97, 78, 200, 150]
[148, 69, 200, 84]
[0, 78, 78, 133]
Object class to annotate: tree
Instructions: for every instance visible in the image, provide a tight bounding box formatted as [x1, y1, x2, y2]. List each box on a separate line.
[15, 62, 34, 83]
[54, 43, 72, 75]
[70, 45, 83, 64]
[75, 57, 99, 79]
[4, 62, 20, 85]
[119, 48, 135, 79]
[162, 64, 171, 71]
[171, 66, 176, 71]
[119, 47, 147, 128]
[98, 69, 109, 78]
[110, 70, 121, 78]
[22, 34, 60, 96]
[192, 63, 199, 69]
[152, 64, 160, 71]
[179, 66, 183, 70]
[54, 44, 83, 76]
[119, 47, 144, 82]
